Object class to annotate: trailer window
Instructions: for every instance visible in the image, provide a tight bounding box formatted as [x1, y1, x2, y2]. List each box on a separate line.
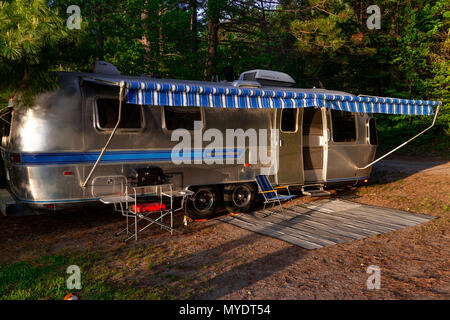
[164, 107, 201, 131]
[331, 110, 356, 142]
[281, 109, 297, 132]
[368, 118, 378, 145]
[96, 99, 143, 130]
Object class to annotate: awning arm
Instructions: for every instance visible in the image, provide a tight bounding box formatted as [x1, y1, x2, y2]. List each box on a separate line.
[358, 103, 441, 170]
[81, 76, 123, 87]
[81, 83, 125, 188]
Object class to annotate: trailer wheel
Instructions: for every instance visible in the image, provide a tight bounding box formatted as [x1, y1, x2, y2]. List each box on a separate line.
[223, 183, 257, 213]
[185, 186, 219, 219]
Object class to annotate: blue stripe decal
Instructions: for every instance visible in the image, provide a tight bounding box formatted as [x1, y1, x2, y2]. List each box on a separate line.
[326, 176, 369, 182]
[20, 148, 245, 165]
[17, 197, 100, 204]
[15, 193, 153, 204]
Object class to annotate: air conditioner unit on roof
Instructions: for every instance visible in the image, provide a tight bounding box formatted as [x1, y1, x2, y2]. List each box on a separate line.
[238, 69, 295, 87]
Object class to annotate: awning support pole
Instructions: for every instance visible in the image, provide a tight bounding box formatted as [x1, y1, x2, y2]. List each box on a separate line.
[358, 103, 441, 170]
[82, 83, 125, 188]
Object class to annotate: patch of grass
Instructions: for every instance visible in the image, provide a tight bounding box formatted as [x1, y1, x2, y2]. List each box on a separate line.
[0, 255, 68, 299]
[145, 290, 175, 300]
[420, 198, 435, 208]
[164, 273, 182, 282]
[174, 264, 190, 270]
[0, 252, 168, 300]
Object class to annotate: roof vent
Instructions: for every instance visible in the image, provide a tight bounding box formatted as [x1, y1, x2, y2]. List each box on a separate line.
[93, 61, 120, 75]
[238, 69, 295, 87]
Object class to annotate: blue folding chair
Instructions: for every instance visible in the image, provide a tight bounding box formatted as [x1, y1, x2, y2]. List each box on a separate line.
[255, 175, 297, 214]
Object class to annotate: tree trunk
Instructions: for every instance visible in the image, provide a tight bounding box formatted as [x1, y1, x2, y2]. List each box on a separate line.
[140, 1, 151, 63]
[204, 1, 220, 80]
[259, 0, 271, 68]
[189, 0, 198, 53]
[158, 4, 164, 56]
[94, 5, 104, 60]
[96, 25, 104, 60]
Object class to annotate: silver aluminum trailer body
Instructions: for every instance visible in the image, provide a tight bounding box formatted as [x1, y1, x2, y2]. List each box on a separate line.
[1, 72, 376, 213]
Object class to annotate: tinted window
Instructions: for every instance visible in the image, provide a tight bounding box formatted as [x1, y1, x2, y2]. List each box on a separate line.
[281, 109, 297, 132]
[331, 110, 356, 142]
[164, 107, 201, 130]
[368, 118, 378, 145]
[97, 99, 143, 130]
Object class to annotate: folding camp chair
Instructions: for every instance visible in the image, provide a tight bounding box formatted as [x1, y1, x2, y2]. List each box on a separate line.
[255, 175, 297, 214]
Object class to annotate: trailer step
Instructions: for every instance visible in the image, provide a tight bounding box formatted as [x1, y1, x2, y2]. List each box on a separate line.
[301, 184, 330, 197]
[302, 189, 331, 197]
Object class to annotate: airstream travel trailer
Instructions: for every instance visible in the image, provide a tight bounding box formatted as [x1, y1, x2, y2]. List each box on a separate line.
[0, 63, 440, 218]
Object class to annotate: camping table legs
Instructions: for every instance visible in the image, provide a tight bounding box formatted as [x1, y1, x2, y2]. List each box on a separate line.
[119, 184, 181, 243]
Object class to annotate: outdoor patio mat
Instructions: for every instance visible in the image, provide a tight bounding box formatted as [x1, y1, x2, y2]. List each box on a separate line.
[218, 199, 435, 249]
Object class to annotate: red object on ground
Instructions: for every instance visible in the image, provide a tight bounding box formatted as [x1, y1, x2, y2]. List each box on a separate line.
[132, 202, 166, 213]
[64, 293, 78, 300]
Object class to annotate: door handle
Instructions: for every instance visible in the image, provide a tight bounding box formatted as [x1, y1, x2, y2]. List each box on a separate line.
[319, 136, 325, 146]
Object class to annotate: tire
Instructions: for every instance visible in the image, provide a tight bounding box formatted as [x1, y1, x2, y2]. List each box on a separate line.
[223, 183, 257, 213]
[184, 186, 219, 219]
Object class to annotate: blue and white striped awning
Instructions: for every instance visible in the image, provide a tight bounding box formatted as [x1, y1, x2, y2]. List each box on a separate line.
[84, 77, 440, 115]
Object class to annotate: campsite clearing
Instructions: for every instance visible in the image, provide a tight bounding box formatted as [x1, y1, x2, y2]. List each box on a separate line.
[0, 157, 448, 300]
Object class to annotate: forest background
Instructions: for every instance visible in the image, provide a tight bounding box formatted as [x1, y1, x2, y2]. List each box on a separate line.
[0, 0, 448, 156]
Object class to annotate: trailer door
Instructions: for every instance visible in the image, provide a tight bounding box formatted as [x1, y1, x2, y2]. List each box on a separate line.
[302, 107, 327, 183]
[276, 109, 304, 185]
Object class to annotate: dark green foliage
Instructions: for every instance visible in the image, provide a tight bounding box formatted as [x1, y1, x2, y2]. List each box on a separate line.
[0, 0, 448, 156]
[0, 0, 67, 105]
